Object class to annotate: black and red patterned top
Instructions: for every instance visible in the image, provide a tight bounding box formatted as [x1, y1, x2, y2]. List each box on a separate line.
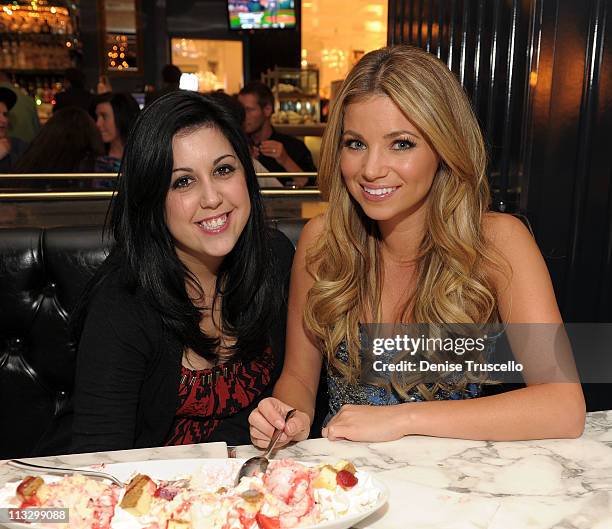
[165, 348, 274, 445]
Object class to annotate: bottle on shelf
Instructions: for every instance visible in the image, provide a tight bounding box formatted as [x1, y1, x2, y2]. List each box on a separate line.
[0, 2, 79, 73]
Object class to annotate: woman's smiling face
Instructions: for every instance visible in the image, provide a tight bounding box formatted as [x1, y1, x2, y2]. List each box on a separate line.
[340, 94, 439, 229]
[165, 125, 251, 275]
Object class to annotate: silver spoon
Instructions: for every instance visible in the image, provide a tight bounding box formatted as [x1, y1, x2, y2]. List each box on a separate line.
[235, 408, 296, 486]
[8, 459, 126, 487]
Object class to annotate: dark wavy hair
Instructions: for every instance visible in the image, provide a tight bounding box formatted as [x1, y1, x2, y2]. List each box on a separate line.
[73, 90, 275, 362]
[94, 92, 140, 147]
[15, 107, 104, 172]
[206, 91, 245, 128]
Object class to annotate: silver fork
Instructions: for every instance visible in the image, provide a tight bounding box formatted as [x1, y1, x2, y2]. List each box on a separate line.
[8, 459, 126, 487]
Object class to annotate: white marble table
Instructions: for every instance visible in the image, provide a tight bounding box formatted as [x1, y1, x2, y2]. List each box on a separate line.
[236, 411, 612, 529]
[2, 411, 611, 529]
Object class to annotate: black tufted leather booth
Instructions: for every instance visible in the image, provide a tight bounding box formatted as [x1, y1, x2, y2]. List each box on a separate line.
[0, 219, 307, 459]
[2, 219, 609, 459]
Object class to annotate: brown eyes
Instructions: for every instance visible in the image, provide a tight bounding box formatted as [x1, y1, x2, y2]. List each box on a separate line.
[214, 164, 236, 177]
[171, 165, 236, 189]
[172, 176, 193, 189]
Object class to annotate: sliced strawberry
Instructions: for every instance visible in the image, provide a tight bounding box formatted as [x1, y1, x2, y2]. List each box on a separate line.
[256, 513, 281, 529]
[336, 469, 358, 489]
[155, 485, 180, 501]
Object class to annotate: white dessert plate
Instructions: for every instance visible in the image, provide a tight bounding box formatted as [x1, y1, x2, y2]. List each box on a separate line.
[0, 458, 388, 529]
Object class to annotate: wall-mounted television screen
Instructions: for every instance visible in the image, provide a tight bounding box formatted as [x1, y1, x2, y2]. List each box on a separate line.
[228, 1, 296, 30]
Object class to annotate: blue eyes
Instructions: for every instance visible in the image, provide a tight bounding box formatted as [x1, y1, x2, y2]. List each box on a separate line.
[344, 139, 366, 150]
[171, 165, 236, 189]
[342, 138, 416, 151]
[392, 139, 416, 150]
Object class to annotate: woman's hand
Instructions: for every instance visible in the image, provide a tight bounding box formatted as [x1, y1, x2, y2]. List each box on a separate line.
[322, 404, 410, 442]
[249, 397, 311, 448]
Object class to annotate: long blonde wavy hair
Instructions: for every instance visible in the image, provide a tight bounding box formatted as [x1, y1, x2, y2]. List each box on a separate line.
[304, 45, 508, 398]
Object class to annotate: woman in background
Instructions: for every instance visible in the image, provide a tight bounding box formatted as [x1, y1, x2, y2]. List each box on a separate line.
[249, 45, 585, 447]
[93, 92, 140, 173]
[15, 107, 104, 173]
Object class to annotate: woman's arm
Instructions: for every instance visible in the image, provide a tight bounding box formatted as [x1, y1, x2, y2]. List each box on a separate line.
[324, 214, 586, 442]
[249, 216, 324, 447]
[71, 286, 154, 452]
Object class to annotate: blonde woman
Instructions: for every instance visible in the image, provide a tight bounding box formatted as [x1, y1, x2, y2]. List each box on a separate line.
[249, 45, 585, 446]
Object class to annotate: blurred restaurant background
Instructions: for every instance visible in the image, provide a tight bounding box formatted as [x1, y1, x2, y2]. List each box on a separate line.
[0, 0, 610, 327]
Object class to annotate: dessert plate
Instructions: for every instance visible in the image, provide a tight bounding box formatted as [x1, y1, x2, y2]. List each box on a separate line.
[0, 458, 388, 529]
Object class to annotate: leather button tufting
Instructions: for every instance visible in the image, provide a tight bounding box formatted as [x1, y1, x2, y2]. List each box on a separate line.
[42, 282, 57, 297]
[7, 337, 23, 354]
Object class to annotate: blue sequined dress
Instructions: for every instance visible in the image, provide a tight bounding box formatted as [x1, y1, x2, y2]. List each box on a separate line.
[324, 332, 493, 426]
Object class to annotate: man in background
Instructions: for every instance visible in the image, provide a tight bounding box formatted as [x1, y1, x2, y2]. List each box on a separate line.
[0, 71, 39, 143]
[145, 64, 182, 106]
[54, 68, 94, 114]
[0, 86, 29, 172]
[238, 81, 315, 187]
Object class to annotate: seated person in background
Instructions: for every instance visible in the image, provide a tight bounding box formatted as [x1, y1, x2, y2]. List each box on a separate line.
[54, 68, 94, 114]
[93, 92, 140, 173]
[238, 81, 316, 187]
[36, 91, 293, 454]
[249, 45, 586, 448]
[0, 70, 40, 142]
[206, 90, 282, 188]
[96, 74, 112, 95]
[145, 64, 182, 107]
[0, 86, 28, 172]
[15, 107, 104, 173]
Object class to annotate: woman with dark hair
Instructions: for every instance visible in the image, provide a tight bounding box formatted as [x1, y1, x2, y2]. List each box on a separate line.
[93, 91, 140, 172]
[15, 107, 104, 173]
[40, 91, 293, 453]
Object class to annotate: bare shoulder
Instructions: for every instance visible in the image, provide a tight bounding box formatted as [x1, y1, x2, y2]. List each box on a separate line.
[481, 212, 540, 292]
[482, 212, 561, 322]
[482, 212, 536, 257]
[297, 214, 326, 249]
[290, 214, 326, 281]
